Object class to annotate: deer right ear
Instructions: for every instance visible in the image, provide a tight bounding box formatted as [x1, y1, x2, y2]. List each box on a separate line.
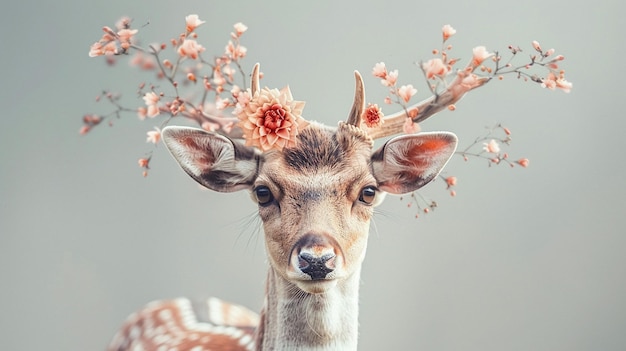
[371, 132, 458, 194]
[162, 126, 260, 192]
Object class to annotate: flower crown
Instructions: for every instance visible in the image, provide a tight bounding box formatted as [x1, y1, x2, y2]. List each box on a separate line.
[84, 15, 571, 214]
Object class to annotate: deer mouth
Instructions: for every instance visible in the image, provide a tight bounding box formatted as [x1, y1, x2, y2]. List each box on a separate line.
[293, 277, 339, 294]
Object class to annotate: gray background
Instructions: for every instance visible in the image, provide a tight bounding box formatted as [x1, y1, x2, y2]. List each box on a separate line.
[1, 0, 624, 350]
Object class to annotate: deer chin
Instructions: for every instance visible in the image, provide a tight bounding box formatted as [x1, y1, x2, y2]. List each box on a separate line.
[294, 278, 338, 294]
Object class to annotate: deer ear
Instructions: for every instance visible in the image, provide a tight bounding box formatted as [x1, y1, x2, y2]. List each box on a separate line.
[371, 132, 458, 194]
[162, 126, 260, 192]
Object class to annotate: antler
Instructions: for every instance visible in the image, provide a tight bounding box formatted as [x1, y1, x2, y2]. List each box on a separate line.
[251, 62, 260, 96]
[346, 71, 366, 127]
[362, 66, 490, 140]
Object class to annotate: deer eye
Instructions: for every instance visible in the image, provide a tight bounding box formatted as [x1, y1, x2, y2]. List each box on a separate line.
[254, 186, 274, 206]
[358, 186, 377, 205]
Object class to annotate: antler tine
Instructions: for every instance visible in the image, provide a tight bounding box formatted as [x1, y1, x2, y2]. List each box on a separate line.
[346, 71, 365, 126]
[251, 63, 260, 96]
[365, 71, 490, 140]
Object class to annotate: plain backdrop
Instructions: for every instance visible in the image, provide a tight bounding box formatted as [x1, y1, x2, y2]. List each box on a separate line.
[1, 0, 624, 350]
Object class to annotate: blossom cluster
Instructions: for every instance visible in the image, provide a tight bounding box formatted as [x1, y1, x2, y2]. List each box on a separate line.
[368, 25, 571, 125]
[364, 25, 570, 215]
[83, 17, 570, 216]
[84, 15, 258, 174]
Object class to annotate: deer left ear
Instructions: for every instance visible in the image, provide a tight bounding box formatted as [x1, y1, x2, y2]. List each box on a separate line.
[162, 126, 260, 192]
[371, 132, 458, 194]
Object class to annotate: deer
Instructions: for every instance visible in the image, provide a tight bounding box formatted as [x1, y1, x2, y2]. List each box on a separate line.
[108, 63, 473, 351]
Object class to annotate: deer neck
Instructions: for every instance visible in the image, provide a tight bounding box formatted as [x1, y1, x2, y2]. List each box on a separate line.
[255, 266, 361, 351]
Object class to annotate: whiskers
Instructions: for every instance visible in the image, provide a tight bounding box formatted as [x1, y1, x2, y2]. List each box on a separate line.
[371, 204, 401, 239]
[230, 211, 263, 254]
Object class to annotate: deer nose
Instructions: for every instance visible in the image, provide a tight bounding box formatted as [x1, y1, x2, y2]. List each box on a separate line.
[298, 252, 335, 280]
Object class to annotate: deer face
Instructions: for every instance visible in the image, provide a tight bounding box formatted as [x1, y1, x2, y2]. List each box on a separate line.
[252, 123, 378, 294]
[162, 122, 456, 294]
[161, 68, 457, 295]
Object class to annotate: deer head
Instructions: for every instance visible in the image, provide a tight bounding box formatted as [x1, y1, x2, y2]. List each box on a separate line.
[161, 64, 457, 349]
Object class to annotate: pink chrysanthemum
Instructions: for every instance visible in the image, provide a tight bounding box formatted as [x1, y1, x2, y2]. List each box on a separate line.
[362, 103, 384, 128]
[237, 86, 308, 151]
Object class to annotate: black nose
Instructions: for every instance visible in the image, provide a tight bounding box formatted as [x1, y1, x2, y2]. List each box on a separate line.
[298, 252, 335, 280]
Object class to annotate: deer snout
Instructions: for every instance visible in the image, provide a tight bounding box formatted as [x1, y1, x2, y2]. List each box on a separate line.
[291, 233, 342, 280]
[298, 252, 335, 280]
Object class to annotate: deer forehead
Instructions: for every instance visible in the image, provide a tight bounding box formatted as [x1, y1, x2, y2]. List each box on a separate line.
[256, 123, 375, 193]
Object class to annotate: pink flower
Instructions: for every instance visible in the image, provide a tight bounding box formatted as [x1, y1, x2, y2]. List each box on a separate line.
[225, 41, 247, 60]
[233, 89, 252, 115]
[532, 40, 542, 52]
[483, 139, 500, 154]
[177, 39, 205, 59]
[142, 92, 160, 117]
[541, 73, 557, 90]
[102, 41, 117, 55]
[223, 65, 236, 81]
[201, 121, 220, 132]
[541, 72, 572, 93]
[402, 117, 420, 134]
[382, 69, 398, 87]
[362, 103, 384, 128]
[115, 17, 132, 31]
[397, 84, 417, 103]
[89, 42, 105, 57]
[185, 14, 205, 32]
[442, 24, 456, 41]
[146, 127, 161, 144]
[137, 107, 147, 120]
[233, 22, 248, 36]
[237, 86, 308, 151]
[117, 28, 138, 45]
[445, 176, 457, 188]
[516, 158, 530, 168]
[138, 158, 150, 168]
[130, 52, 156, 70]
[372, 62, 387, 79]
[422, 58, 448, 79]
[212, 69, 226, 87]
[556, 78, 572, 93]
[215, 96, 230, 110]
[471, 46, 493, 67]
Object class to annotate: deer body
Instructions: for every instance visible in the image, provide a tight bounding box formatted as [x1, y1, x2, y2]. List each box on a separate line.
[108, 66, 457, 351]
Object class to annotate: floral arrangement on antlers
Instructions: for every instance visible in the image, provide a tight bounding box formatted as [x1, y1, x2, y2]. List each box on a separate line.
[84, 15, 571, 216]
